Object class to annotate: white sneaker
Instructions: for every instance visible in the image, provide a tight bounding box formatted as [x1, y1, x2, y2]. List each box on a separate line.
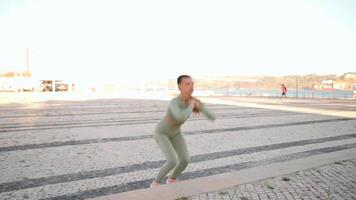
[166, 178, 178, 184]
[150, 180, 161, 187]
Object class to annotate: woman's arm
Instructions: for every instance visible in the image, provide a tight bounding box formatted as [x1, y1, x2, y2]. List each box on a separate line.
[168, 99, 194, 123]
[192, 97, 216, 121]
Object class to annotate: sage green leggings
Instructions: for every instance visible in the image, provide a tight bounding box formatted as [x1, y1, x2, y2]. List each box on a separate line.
[153, 121, 189, 183]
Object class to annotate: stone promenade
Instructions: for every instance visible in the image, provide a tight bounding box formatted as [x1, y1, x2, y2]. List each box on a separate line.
[0, 96, 355, 199]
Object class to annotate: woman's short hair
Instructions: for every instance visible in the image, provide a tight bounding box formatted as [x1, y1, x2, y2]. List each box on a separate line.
[177, 75, 191, 85]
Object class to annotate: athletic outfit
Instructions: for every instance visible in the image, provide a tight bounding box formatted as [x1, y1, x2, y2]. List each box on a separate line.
[153, 95, 215, 183]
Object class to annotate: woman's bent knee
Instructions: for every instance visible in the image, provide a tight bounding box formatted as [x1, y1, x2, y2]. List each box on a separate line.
[166, 159, 177, 169]
[178, 158, 189, 167]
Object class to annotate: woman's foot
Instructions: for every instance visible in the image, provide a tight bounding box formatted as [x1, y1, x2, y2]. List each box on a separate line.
[166, 178, 178, 184]
[150, 180, 161, 187]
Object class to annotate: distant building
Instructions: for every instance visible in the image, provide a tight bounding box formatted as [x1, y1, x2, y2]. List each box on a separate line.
[314, 78, 356, 90]
[314, 80, 334, 90]
[0, 71, 32, 77]
[343, 72, 356, 80]
[0, 71, 36, 92]
[333, 80, 356, 90]
[0, 71, 75, 92]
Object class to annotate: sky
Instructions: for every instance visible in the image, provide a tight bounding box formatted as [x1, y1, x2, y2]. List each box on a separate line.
[0, 0, 355, 83]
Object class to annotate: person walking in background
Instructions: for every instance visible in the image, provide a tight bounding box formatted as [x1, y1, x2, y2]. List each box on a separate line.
[281, 84, 288, 98]
[150, 75, 216, 187]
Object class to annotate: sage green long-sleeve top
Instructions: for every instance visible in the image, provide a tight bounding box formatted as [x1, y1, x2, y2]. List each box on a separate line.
[166, 96, 215, 126]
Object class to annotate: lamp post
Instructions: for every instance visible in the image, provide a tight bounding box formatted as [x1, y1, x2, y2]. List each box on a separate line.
[296, 76, 298, 98]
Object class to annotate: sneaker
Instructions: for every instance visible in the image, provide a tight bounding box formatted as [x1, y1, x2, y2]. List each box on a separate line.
[150, 180, 161, 187]
[166, 178, 178, 184]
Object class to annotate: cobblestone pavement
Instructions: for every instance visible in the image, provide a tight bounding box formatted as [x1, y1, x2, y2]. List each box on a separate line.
[0, 97, 355, 199]
[192, 158, 356, 200]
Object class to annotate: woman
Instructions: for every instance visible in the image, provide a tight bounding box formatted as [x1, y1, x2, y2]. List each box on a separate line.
[151, 75, 216, 187]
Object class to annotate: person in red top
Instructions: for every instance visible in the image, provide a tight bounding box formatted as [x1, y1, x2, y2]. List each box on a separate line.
[281, 84, 287, 98]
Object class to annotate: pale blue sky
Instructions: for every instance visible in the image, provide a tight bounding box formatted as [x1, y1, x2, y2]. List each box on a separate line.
[0, 0, 355, 82]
